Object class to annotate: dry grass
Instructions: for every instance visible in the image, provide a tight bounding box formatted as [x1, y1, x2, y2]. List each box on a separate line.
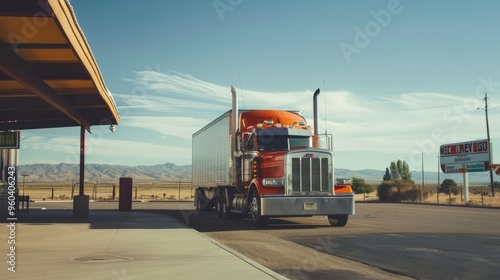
[424, 190, 500, 207]
[356, 186, 500, 207]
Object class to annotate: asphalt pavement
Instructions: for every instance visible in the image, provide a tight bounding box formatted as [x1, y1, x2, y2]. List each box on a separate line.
[0, 205, 288, 280]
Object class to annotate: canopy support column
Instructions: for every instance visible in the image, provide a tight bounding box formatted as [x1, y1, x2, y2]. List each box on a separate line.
[79, 125, 85, 196]
[73, 126, 89, 218]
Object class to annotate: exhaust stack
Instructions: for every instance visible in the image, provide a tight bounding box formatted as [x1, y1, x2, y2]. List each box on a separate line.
[230, 86, 239, 185]
[231, 86, 238, 148]
[313, 88, 320, 137]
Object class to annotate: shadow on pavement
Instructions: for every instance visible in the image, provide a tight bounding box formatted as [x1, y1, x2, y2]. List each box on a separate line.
[11, 208, 187, 230]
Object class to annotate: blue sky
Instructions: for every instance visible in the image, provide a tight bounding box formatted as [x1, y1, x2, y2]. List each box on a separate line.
[19, 0, 500, 174]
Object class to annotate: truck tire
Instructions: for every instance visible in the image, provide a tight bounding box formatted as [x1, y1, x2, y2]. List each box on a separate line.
[328, 214, 348, 227]
[217, 192, 232, 219]
[248, 191, 268, 228]
[196, 189, 214, 211]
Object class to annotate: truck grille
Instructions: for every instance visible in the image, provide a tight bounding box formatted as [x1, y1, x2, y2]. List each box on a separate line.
[290, 157, 330, 194]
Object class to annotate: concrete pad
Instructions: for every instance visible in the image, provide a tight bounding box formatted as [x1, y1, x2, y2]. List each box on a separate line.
[1, 210, 287, 280]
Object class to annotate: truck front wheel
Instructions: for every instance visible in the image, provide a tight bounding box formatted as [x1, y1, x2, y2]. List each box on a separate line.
[328, 214, 348, 227]
[248, 191, 268, 228]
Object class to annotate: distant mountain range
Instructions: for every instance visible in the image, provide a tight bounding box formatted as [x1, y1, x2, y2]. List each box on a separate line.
[18, 163, 191, 183]
[17, 163, 495, 185]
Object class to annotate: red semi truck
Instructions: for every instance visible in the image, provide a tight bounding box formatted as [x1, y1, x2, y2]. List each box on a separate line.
[192, 87, 355, 228]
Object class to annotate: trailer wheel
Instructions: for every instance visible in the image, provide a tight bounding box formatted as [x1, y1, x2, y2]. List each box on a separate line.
[248, 191, 268, 228]
[328, 215, 348, 227]
[196, 189, 214, 211]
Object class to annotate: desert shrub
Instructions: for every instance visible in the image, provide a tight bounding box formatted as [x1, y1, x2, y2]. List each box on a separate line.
[405, 187, 420, 202]
[470, 187, 490, 196]
[439, 179, 459, 195]
[377, 179, 422, 202]
[425, 185, 436, 195]
[352, 177, 375, 194]
[363, 184, 376, 194]
[422, 187, 430, 199]
[377, 181, 394, 201]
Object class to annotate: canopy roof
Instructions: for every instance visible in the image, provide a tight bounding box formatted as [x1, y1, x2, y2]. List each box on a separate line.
[0, 0, 119, 132]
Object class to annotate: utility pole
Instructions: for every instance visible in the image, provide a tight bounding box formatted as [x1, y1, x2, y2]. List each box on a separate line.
[421, 152, 424, 202]
[483, 92, 495, 197]
[437, 155, 440, 203]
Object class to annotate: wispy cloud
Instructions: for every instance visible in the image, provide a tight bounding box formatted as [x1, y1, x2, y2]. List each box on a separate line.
[118, 71, 231, 116]
[118, 71, 383, 122]
[124, 116, 203, 139]
[117, 71, 498, 148]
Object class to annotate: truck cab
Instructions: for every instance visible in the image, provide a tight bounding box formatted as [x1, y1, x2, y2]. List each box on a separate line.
[231, 110, 354, 227]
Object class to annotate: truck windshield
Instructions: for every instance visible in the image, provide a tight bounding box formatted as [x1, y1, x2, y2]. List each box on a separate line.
[257, 135, 310, 151]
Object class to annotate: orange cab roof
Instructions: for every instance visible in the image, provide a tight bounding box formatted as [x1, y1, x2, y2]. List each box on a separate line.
[239, 110, 306, 132]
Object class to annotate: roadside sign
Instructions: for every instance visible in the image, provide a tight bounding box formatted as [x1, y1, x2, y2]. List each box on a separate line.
[440, 139, 491, 173]
[490, 164, 500, 175]
[0, 131, 20, 149]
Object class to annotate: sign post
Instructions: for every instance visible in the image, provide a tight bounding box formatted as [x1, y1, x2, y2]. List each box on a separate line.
[458, 168, 469, 203]
[440, 139, 492, 204]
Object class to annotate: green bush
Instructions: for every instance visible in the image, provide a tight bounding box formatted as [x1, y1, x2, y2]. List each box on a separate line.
[405, 187, 419, 202]
[352, 177, 375, 194]
[361, 184, 375, 194]
[439, 179, 459, 195]
[377, 181, 394, 201]
[377, 179, 425, 202]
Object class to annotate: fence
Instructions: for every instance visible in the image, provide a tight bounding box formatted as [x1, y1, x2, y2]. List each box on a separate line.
[356, 185, 499, 207]
[428, 185, 499, 207]
[19, 180, 195, 201]
[20, 181, 500, 207]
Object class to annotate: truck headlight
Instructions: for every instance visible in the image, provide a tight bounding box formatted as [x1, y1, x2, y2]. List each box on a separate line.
[335, 178, 352, 186]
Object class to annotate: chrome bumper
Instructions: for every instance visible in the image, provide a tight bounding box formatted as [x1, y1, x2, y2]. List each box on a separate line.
[260, 194, 355, 216]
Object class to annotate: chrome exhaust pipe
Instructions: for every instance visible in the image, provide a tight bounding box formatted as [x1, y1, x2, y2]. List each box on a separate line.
[313, 88, 320, 137]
